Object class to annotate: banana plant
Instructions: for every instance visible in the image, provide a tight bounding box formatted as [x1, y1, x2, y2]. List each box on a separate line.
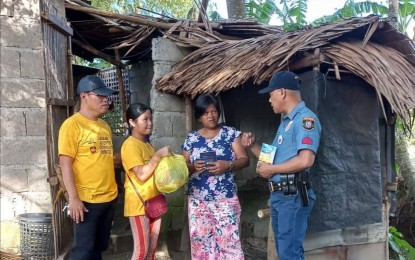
[311, 0, 415, 35]
[245, 0, 308, 30]
[244, 0, 415, 35]
[389, 226, 415, 260]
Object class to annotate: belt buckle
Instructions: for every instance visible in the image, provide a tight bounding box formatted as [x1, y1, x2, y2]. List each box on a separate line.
[268, 182, 274, 192]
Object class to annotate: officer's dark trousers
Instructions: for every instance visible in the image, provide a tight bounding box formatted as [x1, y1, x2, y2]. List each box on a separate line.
[270, 190, 315, 260]
[70, 199, 117, 260]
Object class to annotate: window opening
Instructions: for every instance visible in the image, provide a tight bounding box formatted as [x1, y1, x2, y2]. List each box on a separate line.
[97, 68, 130, 135]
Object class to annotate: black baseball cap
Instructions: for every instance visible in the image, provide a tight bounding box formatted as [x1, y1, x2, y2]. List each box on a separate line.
[77, 75, 119, 96]
[258, 71, 301, 94]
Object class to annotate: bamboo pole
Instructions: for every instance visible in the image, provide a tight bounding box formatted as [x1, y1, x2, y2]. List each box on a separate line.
[197, 0, 210, 23]
[115, 49, 127, 124]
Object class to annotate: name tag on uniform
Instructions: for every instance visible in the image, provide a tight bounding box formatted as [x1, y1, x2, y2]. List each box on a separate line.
[285, 120, 293, 132]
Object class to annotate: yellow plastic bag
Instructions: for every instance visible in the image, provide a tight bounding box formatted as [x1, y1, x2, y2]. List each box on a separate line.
[154, 154, 189, 193]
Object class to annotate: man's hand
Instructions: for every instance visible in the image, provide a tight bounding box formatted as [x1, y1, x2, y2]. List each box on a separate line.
[241, 132, 256, 148]
[113, 153, 121, 165]
[69, 198, 89, 224]
[256, 162, 275, 179]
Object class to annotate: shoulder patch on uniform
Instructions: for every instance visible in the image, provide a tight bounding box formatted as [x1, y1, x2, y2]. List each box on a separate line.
[302, 137, 313, 145]
[302, 117, 315, 131]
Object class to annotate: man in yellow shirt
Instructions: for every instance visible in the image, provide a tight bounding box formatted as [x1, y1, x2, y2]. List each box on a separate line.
[58, 75, 118, 260]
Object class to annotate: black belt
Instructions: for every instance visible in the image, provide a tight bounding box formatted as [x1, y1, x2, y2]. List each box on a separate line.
[268, 174, 298, 194]
[268, 173, 312, 194]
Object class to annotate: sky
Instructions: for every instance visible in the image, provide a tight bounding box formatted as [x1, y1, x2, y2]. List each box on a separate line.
[211, 0, 414, 38]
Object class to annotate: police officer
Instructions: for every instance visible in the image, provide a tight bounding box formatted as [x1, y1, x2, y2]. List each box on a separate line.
[242, 71, 322, 260]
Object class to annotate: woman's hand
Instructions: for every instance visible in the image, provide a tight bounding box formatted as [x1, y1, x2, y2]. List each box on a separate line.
[156, 146, 172, 158]
[193, 160, 205, 173]
[206, 160, 230, 175]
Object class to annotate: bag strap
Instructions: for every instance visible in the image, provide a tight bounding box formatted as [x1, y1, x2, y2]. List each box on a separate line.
[126, 173, 145, 204]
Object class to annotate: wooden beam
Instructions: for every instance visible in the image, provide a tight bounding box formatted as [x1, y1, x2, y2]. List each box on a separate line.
[115, 50, 127, 124]
[65, 3, 222, 30]
[257, 208, 270, 219]
[47, 98, 75, 107]
[69, 0, 133, 33]
[72, 38, 126, 68]
[41, 10, 73, 36]
[284, 52, 329, 71]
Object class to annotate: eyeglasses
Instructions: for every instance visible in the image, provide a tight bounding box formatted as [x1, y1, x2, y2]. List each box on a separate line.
[86, 92, 108, 100]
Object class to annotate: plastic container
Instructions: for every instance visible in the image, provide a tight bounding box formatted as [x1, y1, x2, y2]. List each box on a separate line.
[19, 213, 54, 260]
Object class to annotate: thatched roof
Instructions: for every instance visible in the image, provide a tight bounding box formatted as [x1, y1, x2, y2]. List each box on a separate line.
[65, 0, 282, 64]
[64, 2, 414, 125]
[156, 15, 415, 124]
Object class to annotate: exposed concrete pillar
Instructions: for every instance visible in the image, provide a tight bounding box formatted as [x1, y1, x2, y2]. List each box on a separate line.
[150, 38, 192, 256]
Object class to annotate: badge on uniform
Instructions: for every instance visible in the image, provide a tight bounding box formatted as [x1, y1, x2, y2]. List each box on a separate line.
[302, 117, 315, 131]
[302, 137, 313, 145]
[278, 135, 283, 144]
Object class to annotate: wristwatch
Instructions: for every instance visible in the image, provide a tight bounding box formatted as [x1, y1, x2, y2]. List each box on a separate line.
[228, 161, 234, 171]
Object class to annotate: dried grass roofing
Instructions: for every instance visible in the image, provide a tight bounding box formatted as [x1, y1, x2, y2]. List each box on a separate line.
[156, 16, 415, 124]
[65, 1, 415, 124]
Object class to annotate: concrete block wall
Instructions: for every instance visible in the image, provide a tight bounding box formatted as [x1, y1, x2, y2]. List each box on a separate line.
[129, 60, 154, 105]
[0, 0, 63, 253]
[151, 38, 191, 232]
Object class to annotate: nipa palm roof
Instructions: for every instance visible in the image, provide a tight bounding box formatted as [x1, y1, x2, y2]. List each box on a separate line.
[156, 15, 415, 125]
[65, 1, 415, 125]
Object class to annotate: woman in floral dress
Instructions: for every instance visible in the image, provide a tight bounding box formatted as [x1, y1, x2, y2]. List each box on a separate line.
[182, 94, 249, 259]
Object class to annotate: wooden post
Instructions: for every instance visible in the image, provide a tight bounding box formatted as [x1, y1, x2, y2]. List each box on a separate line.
[185, 97, 193, 133]
[258, 208, 270, 218]
[180, 96, 193, 258]
[115, 50, 127, 125]
[67, 36, 74, 115]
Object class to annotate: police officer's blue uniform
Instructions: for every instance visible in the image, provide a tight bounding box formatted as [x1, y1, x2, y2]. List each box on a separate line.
[269, 101, 322, 260]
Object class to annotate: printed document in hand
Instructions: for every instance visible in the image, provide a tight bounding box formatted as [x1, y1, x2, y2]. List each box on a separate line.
[200, 151, 217, 175]
[258, 143, 277, 163]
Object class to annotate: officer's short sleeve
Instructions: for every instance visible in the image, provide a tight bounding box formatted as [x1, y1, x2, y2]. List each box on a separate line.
[295, 114, 322, 153]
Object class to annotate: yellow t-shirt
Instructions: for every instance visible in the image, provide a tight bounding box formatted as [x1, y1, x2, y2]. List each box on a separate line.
[58, 113, 118, 203]
[121, 136, 160, 216]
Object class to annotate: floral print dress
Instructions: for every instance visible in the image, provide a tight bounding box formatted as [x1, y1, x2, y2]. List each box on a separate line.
[182, 125, 244, 260]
